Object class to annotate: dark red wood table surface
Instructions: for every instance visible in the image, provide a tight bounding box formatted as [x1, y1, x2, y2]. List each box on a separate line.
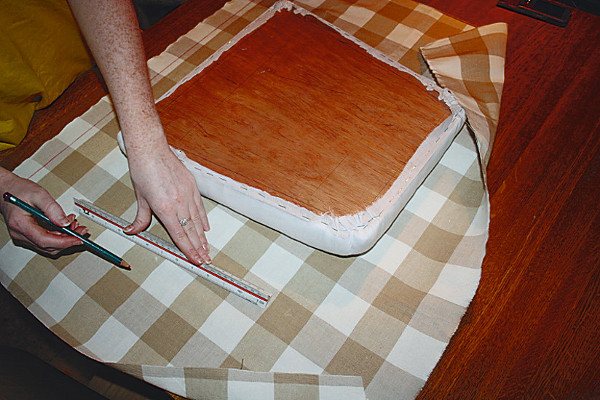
[1, 1, 599, 399]
[415, 1, 600, 399]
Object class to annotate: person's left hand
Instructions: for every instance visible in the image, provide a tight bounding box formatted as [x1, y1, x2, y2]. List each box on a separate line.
[0, 168, 88, 256]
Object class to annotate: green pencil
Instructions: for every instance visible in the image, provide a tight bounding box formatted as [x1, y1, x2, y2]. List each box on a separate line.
[3, 192, 130, 270]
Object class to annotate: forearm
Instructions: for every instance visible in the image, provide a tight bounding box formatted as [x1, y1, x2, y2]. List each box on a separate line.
[67, 0, 168, 156]
[66, 0, 211, 264]
[0, 166, 14, 192]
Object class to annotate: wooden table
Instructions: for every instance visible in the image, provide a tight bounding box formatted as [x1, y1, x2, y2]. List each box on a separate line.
[2, 0, 599, 398]
[415, 1, 600, 399]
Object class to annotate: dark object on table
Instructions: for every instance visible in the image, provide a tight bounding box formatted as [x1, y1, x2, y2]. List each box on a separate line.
[498, 0, 572, 26]
[555, 0, 600, 15]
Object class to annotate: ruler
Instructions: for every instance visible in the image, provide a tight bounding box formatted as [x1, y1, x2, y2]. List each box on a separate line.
[74, 198, 270, 308]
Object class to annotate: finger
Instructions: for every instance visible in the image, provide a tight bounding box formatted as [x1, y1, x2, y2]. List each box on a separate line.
[25, 218, 84, 251]
[33, 195, 70, 227]
[182, 215, 202, 250]
[73, 224, 89, 236]
[124, 198, 152, 234]
[66, 214, 88, 233]
[182, 219, 208, 263]
[180, 190, 210, 263]
[186, 209, 211, 263]
[193, 190, 210, 232]
[166, 217, 204, 265]
[47, 223, 88, 238]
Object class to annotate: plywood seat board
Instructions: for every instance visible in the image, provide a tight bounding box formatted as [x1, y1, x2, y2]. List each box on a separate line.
[157, 9, 451, 217]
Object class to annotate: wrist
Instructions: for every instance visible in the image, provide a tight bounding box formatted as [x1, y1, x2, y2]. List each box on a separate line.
[120, 122, 170, 157]
[0, 167, 19, 191]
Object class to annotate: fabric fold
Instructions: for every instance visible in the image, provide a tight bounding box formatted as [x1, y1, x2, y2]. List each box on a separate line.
[420, 23, 507, 165]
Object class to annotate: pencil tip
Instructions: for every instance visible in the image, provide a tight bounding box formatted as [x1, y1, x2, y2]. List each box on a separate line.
[120, 260, 131, 270]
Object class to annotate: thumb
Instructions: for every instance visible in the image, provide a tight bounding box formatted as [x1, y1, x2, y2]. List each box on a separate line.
[37, 198, 70, 227]
[124, 199, 152, 235]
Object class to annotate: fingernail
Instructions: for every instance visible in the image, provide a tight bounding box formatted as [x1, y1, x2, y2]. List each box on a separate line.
[124, 225, 133, 234]
[64, 214, 76, 226]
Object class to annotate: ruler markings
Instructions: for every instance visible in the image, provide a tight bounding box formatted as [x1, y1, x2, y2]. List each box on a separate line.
[74, 199, 270, 307]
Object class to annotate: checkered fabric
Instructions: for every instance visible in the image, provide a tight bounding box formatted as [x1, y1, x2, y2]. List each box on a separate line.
[0, 0, 506, 398]
[420, 22, 507, 165]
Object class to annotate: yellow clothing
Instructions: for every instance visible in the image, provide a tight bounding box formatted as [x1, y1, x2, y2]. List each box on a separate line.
[0, 0, 92, 151]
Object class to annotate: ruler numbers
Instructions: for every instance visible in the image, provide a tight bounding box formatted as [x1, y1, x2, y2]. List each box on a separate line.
[74, 199, 270, 307]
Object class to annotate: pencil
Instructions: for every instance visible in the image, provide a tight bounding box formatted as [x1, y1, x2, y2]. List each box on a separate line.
[3, 192, 130, 270]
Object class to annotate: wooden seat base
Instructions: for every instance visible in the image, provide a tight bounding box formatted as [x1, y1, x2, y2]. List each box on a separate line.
[158, 9, 450, 217]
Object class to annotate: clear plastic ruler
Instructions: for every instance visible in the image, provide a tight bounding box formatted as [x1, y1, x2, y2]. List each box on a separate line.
[74, 198, 270, 308]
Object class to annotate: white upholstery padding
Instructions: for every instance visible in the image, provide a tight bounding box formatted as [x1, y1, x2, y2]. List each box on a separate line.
[118, 1, 466, 255]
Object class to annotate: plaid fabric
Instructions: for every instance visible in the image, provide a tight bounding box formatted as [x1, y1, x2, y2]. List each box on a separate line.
[420, 22, 507, 165]
[0, 0, 506, 398]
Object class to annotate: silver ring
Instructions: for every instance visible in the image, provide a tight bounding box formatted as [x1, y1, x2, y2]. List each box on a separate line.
[179, 218, 189, 227]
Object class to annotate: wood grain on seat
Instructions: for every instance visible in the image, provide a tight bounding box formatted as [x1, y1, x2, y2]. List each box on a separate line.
[159, 11, 450, 216]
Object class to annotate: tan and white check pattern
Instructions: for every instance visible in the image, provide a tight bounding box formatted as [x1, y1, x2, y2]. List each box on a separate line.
[0, 0, 506, 398]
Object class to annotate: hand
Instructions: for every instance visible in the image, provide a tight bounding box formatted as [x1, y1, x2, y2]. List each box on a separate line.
[0, 168, 87, 256]
[123, 145, 211, 265]
[66, 0, 211, 264]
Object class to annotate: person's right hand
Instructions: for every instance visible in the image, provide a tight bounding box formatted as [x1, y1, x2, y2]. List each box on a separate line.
[67, 0, 211, 264]
[0, 168, 87, 256]
[123, 142, 211, 265]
